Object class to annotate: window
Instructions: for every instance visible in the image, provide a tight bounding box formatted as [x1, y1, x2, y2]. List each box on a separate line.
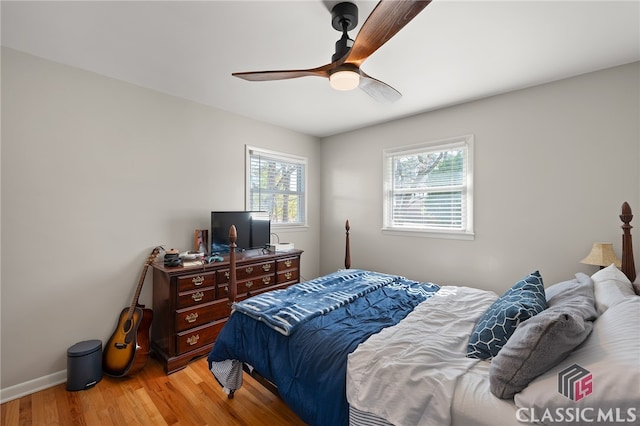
[383, 135, 474, 239]
[246, 146, 307, 226]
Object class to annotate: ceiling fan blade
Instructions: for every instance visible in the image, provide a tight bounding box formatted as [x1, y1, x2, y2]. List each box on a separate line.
[232, 63, 335, 81]
[346, 0, 432, 66]
[359, 71, 402, 103]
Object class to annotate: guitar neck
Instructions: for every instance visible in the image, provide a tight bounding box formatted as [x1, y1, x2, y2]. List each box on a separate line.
[127, 265, 149, 313]
[126, 248, 160, 321]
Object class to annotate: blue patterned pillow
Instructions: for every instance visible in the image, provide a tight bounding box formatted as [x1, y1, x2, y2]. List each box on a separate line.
[467, 271, 547, 359]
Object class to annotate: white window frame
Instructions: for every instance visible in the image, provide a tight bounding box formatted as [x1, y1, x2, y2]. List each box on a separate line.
[246, 145, 308, 228]
[382, 135, 474, 240]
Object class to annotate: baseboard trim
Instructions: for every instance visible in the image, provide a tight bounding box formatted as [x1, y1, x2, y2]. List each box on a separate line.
[0, 370, 67, 403]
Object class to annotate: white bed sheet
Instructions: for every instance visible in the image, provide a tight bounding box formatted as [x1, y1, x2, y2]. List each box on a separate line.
[451, 361, 520, 426]
[347, 286, 500, 426]
[349, 361, 520, 426]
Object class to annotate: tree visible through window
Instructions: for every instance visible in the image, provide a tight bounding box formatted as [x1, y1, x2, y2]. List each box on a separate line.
[383, 136, 474, 238]
[246, 146, 307, 226]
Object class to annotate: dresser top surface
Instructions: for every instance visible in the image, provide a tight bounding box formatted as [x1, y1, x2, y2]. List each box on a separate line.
[152, 248, 303, 275]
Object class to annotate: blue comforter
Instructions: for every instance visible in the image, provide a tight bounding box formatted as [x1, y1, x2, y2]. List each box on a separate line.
[208, 271, 440, 426]
[233, 269, 405, 335]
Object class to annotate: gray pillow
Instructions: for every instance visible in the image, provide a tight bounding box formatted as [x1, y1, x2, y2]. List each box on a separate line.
[489, 273, 597, 399]
[489, 310, 593, 399]
[545, 273, 598, 320]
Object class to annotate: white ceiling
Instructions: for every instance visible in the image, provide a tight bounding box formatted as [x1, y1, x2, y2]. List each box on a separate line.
[2, 1, 639, 138]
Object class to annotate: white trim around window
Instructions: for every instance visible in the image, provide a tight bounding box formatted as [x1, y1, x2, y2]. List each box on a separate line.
[382, 135, 474, 240]
[245, 145, 308, 228]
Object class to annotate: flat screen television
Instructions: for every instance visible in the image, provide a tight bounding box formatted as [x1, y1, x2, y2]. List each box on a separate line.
[211, 211, 270, 253]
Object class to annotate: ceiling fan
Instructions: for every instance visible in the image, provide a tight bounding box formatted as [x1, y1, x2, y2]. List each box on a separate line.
[232, 0, 432, 103]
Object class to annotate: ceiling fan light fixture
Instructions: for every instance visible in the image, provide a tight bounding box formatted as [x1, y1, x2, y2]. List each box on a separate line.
[329, 69, 360, 91]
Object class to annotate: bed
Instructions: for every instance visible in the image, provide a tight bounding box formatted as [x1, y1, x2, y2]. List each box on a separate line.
[208, 202, 640, 426]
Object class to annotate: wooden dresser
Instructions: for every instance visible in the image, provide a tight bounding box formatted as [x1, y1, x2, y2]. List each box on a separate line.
[151, 249, 303, 374]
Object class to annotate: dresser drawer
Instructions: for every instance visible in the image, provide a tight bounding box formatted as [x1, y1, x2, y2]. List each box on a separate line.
[176, 320, 226, 354]
[216, 260, 276, 283]
[238, 260, 275, 278]
[277, 256, 299, 270]
[219, 276, 277, 298]
[216, 269, 229, 285]
[177, 287, 216, 309]
[175, 300, 230, 332]
[217, 283, 230, 300]
[237, 274, 276, 293]
[277, 268, 299, 284]
[177, 272, 215, 292]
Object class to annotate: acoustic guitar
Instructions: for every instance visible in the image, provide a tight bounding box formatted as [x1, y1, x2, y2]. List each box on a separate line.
[102, 247, 161, 377]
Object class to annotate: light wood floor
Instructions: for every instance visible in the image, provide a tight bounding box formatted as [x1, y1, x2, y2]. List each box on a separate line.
[1, 357, 306, 425]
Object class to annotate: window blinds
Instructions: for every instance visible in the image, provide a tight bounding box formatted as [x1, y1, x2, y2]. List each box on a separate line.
[247, 148, 306, 225]
[383, 136, 473, 235]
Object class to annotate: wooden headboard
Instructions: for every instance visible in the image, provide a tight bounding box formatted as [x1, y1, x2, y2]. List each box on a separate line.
[225, 202, 638, 302]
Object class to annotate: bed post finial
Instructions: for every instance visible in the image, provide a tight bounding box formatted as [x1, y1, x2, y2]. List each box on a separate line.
[345, 220, 351, 269]
[620, 202, 636, 283]
[229, 225, 237, 303]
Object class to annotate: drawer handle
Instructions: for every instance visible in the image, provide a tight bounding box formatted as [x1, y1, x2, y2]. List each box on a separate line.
[262, 277, 271, 285]
[245, 266, 254, 274]
[285, 272, 292, 280]
[285, 260, 292, 268]
[185, 312, 199, 323]
[192, 291, 204, 302]
[225, 271, 230, 279]
[192, 276, 205, 286]
[187, 334, 200, 346]
[262, 264, 272, 272]
[246, 281, 254, 288]
[223, 286, 228, 294]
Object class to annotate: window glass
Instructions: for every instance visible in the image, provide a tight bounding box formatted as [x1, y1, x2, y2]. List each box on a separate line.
[246, 146, 307, 226]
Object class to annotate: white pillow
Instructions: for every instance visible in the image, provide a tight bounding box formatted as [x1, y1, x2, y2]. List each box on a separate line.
[514, 297, 640, 424]
[591, 264, 635, 314]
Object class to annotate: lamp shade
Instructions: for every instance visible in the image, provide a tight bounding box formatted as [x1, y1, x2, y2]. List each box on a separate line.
[580, 242, 621, 267]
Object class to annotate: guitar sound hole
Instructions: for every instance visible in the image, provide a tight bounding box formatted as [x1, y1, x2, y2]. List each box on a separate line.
[123, 319, 132, 332]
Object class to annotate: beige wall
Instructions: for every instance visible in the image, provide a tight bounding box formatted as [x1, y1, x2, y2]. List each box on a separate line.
[320, 62, 640, 292]
[0, 48, 321, 396]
